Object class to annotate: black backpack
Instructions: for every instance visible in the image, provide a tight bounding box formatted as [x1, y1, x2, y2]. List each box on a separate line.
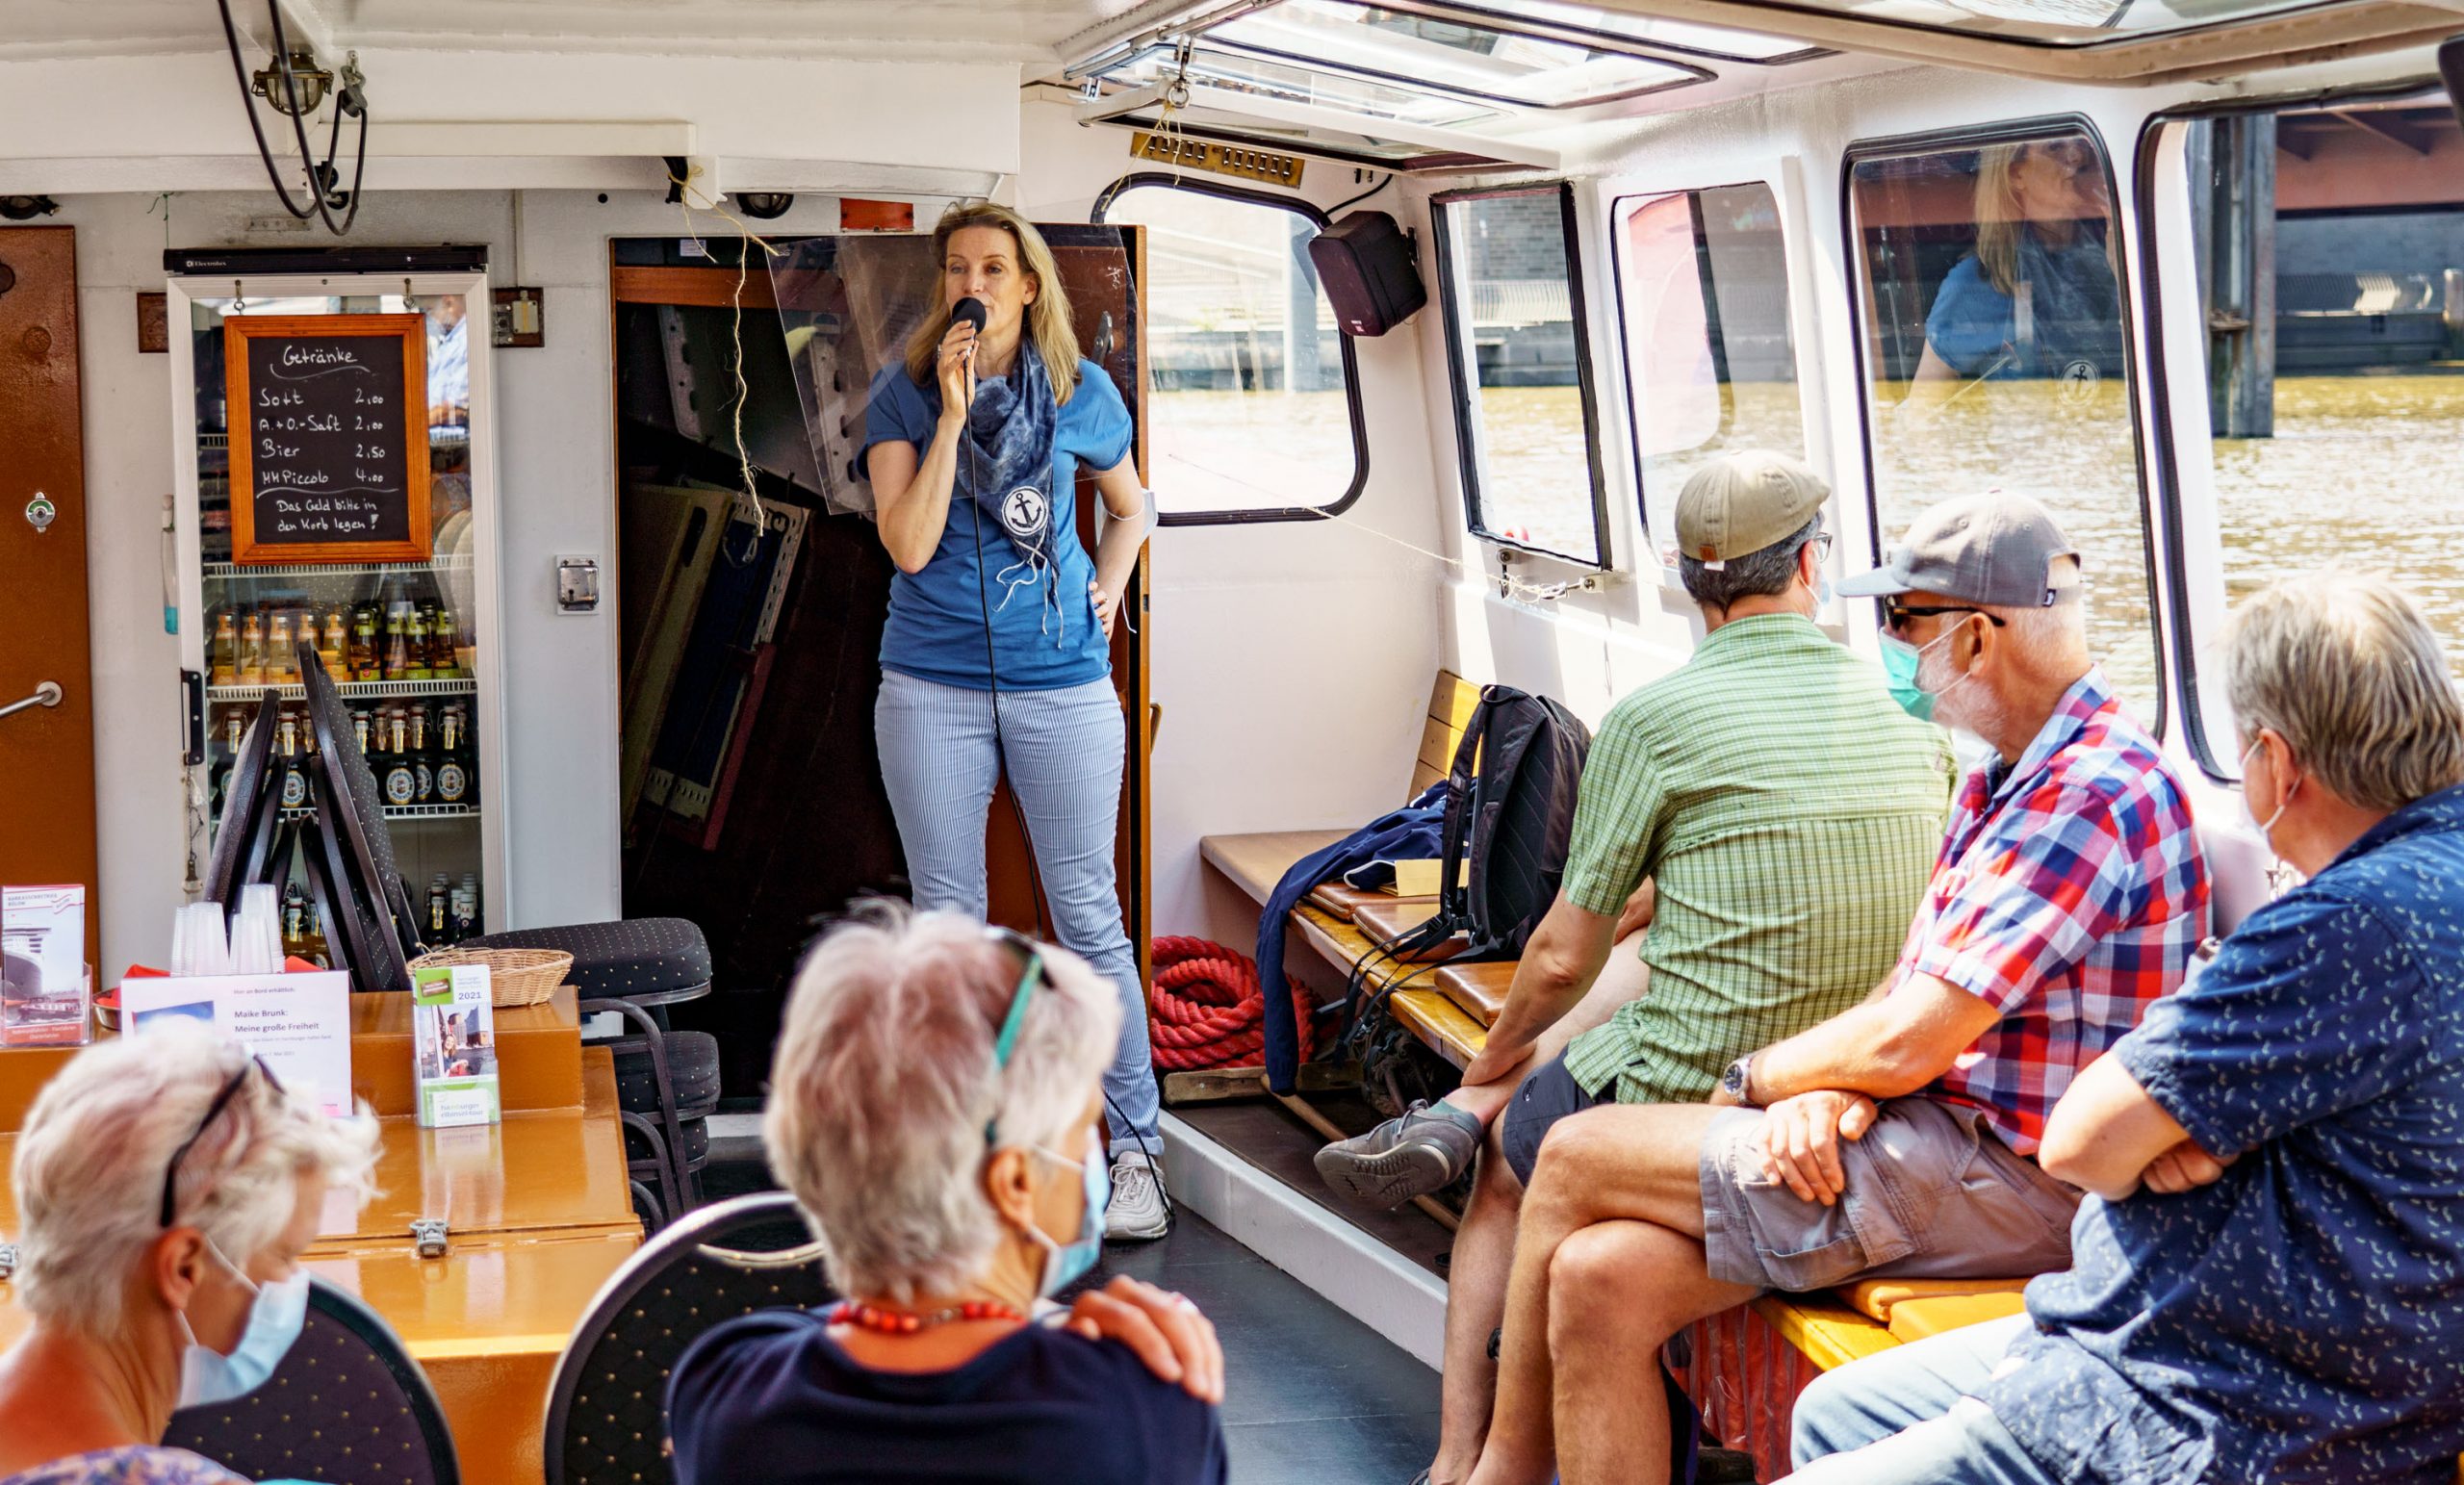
[1365, 683, 1593, 971]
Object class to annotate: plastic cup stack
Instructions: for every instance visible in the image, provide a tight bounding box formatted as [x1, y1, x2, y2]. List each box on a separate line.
[172, 901, 232, 978]
[234, 884, 284, 975]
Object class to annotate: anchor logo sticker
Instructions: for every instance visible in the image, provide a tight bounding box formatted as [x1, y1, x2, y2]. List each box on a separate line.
[1000, 484, 1048, 542]
[2060, 359, 2100, 405]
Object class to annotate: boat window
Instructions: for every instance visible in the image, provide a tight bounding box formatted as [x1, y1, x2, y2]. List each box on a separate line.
[1848, 123, 2161, 719]
[2174, 99, 2464, 769]
[1612, 182, 1804, 562]
[1094, 177, 1367, 522]
[1433, 183, 1608, 566]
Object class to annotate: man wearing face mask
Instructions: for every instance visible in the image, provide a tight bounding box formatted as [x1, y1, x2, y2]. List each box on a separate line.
[1784, 573, 2464, 1485]
[1457, 492, 2208, 1485]
[1316, 451, 1959, 1485]
[0, 1021, 378, 1485]
[667, 908, 1227, 1485]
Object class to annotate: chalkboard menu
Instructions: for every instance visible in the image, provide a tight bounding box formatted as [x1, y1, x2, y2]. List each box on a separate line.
[224, 314, 431, 564]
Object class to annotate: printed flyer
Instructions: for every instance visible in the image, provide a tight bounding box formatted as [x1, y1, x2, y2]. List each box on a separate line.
[119, 970, 351, 1114]
[411, 961, 500, 1128]
[1, 885, 89, 1047]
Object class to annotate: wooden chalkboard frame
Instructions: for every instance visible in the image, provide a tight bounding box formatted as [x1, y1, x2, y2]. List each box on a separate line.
[224, 313, 431, 565]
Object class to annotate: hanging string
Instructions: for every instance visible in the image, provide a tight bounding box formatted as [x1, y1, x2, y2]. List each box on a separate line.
[666, 162, 787, 565]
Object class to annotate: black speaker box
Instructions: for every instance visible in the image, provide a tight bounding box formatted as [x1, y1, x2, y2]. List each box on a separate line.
[1308, 210, 1426, 337]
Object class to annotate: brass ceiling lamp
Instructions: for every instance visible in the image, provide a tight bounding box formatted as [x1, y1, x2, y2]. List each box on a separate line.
[216, 0, 372, 235]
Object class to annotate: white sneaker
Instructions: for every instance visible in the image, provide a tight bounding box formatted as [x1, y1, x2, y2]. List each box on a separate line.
[1104, 1153, 1169, 1241]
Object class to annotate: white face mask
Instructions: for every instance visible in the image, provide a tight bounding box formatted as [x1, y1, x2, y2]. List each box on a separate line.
[2239, 736, 2301, 892]
[175, 1239, 310, 1410]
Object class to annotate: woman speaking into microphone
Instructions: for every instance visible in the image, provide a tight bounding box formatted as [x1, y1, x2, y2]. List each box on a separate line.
[860, 202, 1168, 1240]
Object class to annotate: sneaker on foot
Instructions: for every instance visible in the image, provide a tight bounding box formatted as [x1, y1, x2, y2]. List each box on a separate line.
[1105, 1154, 1170, 1241]
[1314, 1099, 1481, 1209]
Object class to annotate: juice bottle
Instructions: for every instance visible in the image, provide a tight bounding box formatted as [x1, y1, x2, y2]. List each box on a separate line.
[430, 606, 459, 678]
[349, 603, 380, 680]
[383, 603, 411, 681]
[320, 609, 348, 681]
[267, 613, 295, 682]
[209, 609, 238, 686]
[403, 609, 433, 681]
[239, 610, 268, 685]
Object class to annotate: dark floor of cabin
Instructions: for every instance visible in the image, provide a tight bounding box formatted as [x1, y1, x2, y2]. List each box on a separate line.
[704, 1104, 1445, 1484]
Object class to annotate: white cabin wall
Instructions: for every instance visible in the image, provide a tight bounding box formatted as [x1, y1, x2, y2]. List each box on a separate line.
[1014, 102, 1449, 944]
[57, 184, 895, 979]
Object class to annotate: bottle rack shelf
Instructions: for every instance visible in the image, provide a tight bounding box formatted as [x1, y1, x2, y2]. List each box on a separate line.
[275, 803, 481, 822]
[208, 678, 476, 703]
[203, 555, 473, 581]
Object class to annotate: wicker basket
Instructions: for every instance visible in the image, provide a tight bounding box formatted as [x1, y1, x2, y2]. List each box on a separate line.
[408, 947, 573, 1008]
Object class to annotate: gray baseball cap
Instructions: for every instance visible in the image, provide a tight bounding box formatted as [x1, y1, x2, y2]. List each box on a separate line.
[1674, 450, 1830, 566]
[1838, 491, 2079, 608]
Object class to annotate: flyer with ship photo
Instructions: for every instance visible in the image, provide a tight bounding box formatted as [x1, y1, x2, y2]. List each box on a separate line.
[411, 962, 500, 1128]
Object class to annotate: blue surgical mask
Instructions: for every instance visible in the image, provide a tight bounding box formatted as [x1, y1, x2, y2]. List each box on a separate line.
[1878, 625, 1963, 723]
[1024, 1130, 1109, 1297]
[176, 1241, 310, 1410]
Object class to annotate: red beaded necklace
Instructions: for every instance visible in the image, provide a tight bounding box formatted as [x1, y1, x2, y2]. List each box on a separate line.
[832, 1298, 1027, 1334]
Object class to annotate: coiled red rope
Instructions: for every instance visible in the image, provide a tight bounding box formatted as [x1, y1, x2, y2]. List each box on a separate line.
[1148, 936, 1321, 1071]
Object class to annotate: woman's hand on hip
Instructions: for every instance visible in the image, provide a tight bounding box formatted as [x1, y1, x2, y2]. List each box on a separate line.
[937, 319, 978, 422]
[1062, 1275, 1224, 1403]
[1091, 580, 1123, 640]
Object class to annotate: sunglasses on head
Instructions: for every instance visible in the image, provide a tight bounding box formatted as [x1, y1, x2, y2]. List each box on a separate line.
[984, 927, 1047, 1143]
[160, 1056, 283, 1230]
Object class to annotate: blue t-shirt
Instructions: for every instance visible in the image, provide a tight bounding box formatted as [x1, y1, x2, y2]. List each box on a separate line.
[667, 1309, 1228, 1485]
[860, 360, 1133, 692]
[1924, 232, 2123, 382]
[1984, 783, 2464, 1485]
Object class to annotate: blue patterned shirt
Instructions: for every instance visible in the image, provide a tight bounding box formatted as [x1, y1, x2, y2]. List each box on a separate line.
[1985, 782, 2464, 1484]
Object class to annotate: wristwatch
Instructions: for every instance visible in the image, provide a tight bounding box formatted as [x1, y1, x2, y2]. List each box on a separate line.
[1720, 1054, 1755, 1106]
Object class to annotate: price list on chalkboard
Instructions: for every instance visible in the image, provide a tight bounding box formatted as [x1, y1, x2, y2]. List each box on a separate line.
[225, 314, 430, 564]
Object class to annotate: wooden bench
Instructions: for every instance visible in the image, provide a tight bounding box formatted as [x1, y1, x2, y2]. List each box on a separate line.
[1194, 671, 1501, 1077]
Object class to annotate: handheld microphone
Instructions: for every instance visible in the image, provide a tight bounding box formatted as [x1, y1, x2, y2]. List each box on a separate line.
[952, 295, 988, 333]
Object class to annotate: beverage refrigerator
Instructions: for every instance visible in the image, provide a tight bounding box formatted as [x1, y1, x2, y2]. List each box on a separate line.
[166, 262, 508, 961]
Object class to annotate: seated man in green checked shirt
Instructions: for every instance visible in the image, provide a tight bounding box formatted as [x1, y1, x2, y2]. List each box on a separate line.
[1315, 450, 1956, 1485]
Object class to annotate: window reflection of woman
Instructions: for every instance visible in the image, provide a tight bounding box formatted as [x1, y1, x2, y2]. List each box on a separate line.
[1913, 139, 2123, 391]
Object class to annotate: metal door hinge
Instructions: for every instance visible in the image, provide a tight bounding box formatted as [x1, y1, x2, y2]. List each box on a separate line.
[411, 1218, 449, 1258]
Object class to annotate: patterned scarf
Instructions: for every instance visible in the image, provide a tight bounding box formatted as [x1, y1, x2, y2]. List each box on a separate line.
[959, 343, 1065, 644]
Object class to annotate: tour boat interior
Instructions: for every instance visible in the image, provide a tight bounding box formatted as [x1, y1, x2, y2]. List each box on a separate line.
[4, 0, 2464, 1478]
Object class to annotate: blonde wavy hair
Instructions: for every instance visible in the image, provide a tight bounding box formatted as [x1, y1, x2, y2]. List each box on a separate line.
[903, 201, 1083, 408]
[1972, 141, 2114, 297]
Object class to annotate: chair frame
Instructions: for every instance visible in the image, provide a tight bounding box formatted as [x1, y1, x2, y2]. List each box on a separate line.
[541, 1191, 827, 1485]
[582, 996, 700, 1219]
[167, 1274, 462, 1485]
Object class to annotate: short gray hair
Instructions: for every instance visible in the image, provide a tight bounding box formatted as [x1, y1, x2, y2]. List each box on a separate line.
[2222, 571, 2464, 813]
[1679, 516, 1819, 611]
[13, 1019, 378, 1333]
[764, 906, 1120, 1303]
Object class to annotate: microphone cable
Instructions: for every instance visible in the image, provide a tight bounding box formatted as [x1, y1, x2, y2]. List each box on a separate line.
[956, 297, 1170, 1237]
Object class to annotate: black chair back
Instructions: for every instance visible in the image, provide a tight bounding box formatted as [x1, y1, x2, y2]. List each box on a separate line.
[544, 1191, 833, 1485]
[203, 691, 281, 910]
[164, 1274, 460, 1485]
[299, 641, 419, 991]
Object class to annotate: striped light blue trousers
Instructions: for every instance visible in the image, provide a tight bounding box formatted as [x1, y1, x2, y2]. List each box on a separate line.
[874, 667, 1162, 1154]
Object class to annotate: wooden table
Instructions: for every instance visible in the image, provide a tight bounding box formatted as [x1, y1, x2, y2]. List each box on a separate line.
[0, 995, 642, 1485]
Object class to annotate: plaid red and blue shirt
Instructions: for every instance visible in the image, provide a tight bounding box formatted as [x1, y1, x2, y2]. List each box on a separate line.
[1890, 669, 2209, 1156]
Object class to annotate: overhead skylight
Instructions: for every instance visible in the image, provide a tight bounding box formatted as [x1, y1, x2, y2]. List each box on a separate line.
[1104, 42, 1523, 128]
[1420, 0, 1824, 62]
[1206, 0, 1714, 109]
[1734, 0, 2338, 45]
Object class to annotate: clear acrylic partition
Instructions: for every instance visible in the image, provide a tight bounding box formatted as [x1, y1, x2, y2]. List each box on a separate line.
[767, 226, 1142, 521]
[1437, 187, 1606, 566]
[1849, 130, 2161, 717]
[191, 290, 487, 952]
[1615, 183, 1806, 566]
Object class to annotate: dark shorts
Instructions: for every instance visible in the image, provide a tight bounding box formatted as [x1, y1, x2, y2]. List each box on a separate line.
[1498, 1052, 1606, 1188]
[1698, 1095, 2082, 1293]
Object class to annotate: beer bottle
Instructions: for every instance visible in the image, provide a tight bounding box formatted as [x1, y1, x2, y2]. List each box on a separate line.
[208, 708, 246, 816]
[408, 704, 435, 804]
[349, 603, 381, 680]
[381, 709, 418, 809]
[210, 609, 239, 687]
[449, 883, 476, 942]
[461, 871, 484, 938]
[276, 709, 308, 812]
[283, 882, 310, 960]
[426, 876, 451, 945]
[403, 607, 433, 681]
[350, 705, 372, 758]
[435, 704, 474, 808]
[430, 606, 459, 678]
[239, 610, 268, 685]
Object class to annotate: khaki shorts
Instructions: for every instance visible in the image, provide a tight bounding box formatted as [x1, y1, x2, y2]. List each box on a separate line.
[1698, 1095, 2080, 1293]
